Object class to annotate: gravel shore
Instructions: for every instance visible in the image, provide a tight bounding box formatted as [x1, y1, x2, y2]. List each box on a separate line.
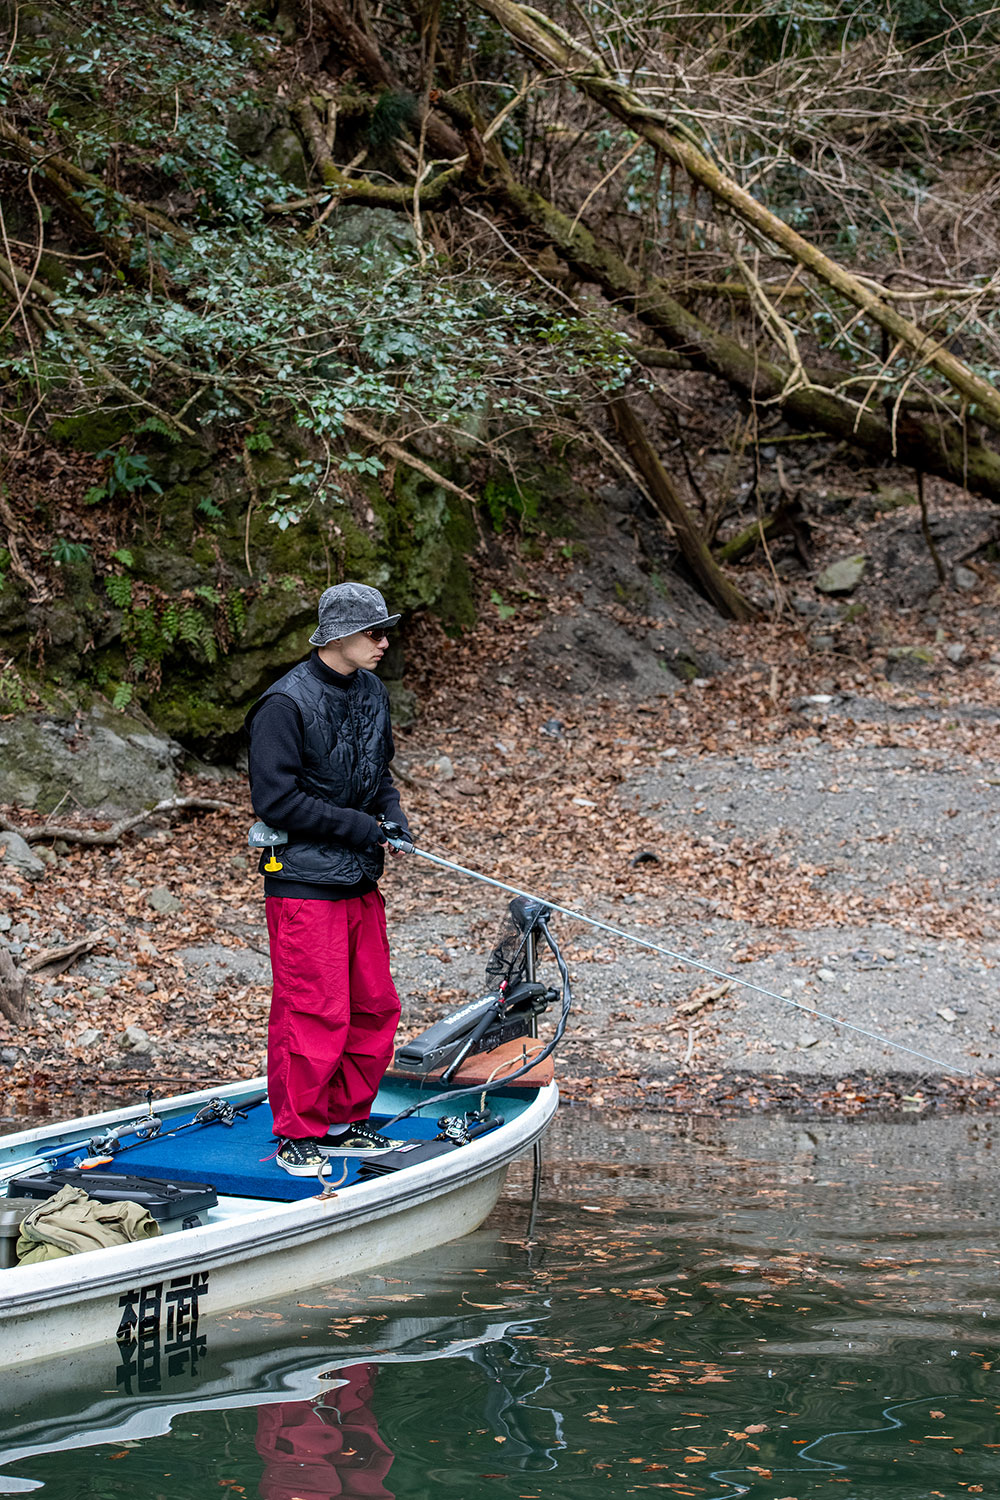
[391, 693, 1000, 1089]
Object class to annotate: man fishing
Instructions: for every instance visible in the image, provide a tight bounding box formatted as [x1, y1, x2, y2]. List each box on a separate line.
[246, 582, 411, 1177]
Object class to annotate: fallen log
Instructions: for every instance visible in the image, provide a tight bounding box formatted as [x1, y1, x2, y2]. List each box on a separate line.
[715, 497, 808, 566]
[0, 796, 234, 847]
[491, 176, 1000, 503]
[23, 931, 106, 977]
[610, 397, 757, 620]
[470, 0, 1000, 437]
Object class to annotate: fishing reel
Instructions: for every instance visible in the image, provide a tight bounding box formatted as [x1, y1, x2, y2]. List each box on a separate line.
[436, 1108, 503, 1145]
[379, 819, 414, 853]
[193, 1098, 249, 1128]
[86, 1113, 161, 1159]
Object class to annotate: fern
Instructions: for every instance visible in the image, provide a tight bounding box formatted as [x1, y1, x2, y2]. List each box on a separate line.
[136, 416, 182, 445]
[133, 605, 165, 660]
[105, 575, 133, 609]
[177, 605, 217, 661]
[160, 602, 180, 643]
[226, 590, 247, 636]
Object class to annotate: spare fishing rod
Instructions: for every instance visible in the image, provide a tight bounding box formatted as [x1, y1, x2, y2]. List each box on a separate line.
[53, 1094, 268, 1170]
[379, 823, 976, 1081]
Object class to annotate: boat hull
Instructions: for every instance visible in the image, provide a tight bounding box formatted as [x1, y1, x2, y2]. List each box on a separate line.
[0, 1076, 557, 1370]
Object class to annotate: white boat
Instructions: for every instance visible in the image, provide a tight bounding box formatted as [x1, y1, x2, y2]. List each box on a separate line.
[0, 895, 565, 1371]
[0, 1068, 557, 1371]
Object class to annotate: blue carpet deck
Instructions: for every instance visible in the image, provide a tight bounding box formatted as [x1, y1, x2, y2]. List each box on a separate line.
[51, 1108, 442, 1202]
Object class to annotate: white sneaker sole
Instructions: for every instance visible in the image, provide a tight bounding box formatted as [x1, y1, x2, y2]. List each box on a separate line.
[276, 1156, 331, 1176]
[319, 1139, 404, 1156]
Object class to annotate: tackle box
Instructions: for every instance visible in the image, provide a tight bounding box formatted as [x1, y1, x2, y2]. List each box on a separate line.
[5, 1169, 218, 1234]
[0, 1198, 38, 1270]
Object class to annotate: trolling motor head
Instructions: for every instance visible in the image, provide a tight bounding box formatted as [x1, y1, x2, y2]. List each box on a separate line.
[508, 895, 552, 933]
[484, 896, 551, 992]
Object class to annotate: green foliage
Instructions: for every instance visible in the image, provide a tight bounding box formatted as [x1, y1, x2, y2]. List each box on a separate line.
[718, 0, 986, 60]
[368, 91, 420, 150]
[267, 501, 303, 532]
[2, 1, 294, 221]
[0, 662, 29, 711]
[102, 564, 248, 689]
[122, 597, 217, 672]
[33, 228, 630, 458]
[340, 451, 385, 478]
[104, 574, 133, 609]
[0, 1, 634, 551]
[226, 589, 247, 637]
[85, 448, 163, 505]
[135, 415, 183, 445]
[48, 537, 91, 566]
[490, 588, 516, 620]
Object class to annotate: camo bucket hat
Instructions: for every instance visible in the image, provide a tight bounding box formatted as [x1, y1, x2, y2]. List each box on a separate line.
[308, 583, 401, 645]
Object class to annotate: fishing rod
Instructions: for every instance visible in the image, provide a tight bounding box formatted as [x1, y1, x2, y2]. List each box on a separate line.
[379, 824, 976, 1081]
[74, 1094, 268, 1168]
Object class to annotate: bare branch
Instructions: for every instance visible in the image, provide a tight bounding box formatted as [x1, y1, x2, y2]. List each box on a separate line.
[0, 797, 234, 847]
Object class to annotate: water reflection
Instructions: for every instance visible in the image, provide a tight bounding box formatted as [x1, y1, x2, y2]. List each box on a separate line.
[255, 1365, 395, 1500]
[465, 1338, 565, 1471]
[3, 1110, 1000, 1498]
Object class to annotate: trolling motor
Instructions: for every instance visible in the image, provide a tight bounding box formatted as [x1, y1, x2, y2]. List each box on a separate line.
[393, 895, 560, 1082]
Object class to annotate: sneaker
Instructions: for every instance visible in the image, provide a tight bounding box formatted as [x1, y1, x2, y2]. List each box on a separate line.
[320, 1121, 405, 1155]
[276, 1137, 331, 1176]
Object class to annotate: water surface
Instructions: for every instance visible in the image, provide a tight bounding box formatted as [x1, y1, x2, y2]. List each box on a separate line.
[3, 1108, 998, 1498]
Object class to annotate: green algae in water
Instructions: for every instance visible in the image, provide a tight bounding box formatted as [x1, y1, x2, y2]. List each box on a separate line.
[2, 1111, 999, 1499]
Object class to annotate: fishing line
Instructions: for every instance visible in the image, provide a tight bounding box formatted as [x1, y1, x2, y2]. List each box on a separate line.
[382, 916, 572, 1126]
[388, 838, 975, 1080]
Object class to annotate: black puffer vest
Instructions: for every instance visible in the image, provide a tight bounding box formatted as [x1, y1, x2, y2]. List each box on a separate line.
[247, 660, 391, 886]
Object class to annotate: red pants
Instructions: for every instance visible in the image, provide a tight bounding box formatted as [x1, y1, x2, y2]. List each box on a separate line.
[255, 1363, 394, 1500]
[266, 892, 401, 1139]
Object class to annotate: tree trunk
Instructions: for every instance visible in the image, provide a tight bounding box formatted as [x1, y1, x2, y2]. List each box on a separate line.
[0, 947, 28, 1027]
[610, 398, 757, 620]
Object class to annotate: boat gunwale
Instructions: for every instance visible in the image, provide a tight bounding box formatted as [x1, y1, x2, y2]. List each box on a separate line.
[0, 1081, 558, 1314]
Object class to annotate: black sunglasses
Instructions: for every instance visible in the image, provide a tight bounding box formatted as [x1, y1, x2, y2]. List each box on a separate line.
[363, 626, 393, 641]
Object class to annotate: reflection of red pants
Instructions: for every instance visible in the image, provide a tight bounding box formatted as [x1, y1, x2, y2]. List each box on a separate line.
[266, 893, 401, 1139]
[256, 1364, 394, 1500]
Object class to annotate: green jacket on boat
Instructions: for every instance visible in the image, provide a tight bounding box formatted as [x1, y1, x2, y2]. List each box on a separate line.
[16, 1183, 161, 1265]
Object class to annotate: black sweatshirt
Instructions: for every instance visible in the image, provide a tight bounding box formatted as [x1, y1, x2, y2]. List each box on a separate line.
[248, 652, 408, 900]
